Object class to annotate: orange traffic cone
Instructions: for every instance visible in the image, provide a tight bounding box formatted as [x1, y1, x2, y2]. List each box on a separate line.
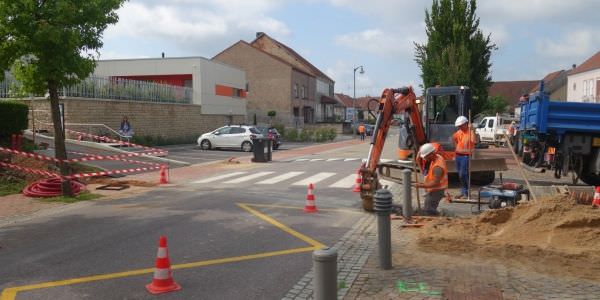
[304, 183, 318, 213]
[352, 169, 362, 193]
[592, 186, 600, 208]
[146, 236, 181, 294]
[159, 165, 168, 184]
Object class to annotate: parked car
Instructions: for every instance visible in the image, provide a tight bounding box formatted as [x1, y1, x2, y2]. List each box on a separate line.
[256, 126, 282, 150]
[197, 125, 263, 152]
[355, 124, 374, 136]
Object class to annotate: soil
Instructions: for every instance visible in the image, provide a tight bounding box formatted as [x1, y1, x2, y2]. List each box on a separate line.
[86, 177, 157, 187]
[417, 195, 600, 281]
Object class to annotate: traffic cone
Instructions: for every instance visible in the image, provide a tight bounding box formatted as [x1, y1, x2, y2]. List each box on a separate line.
[159, 165, 168, 184]
[146, 236, 181, 294]
[352, 169, 362, 193]
[592, 186, 600, 208]
[304, 183, 318, 213]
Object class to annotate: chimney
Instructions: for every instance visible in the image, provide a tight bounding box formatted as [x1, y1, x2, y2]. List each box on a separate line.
[162, 52, 165, 58]
[256, 32, 264, 38]
[572, 64, 576, 69]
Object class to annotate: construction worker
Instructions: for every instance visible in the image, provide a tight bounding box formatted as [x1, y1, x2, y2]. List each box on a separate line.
[358, 122, 366, 141]
[415, 143, 448, 216]
[507, 121, 516, 145]
[453, 116, 475, 199]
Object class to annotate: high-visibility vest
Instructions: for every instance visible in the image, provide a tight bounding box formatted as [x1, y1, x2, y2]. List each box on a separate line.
[453, 129, 475, 155]
[358, 125, 365, 133]
[508, 125, 515, 135]
[424, 154, 448, 192]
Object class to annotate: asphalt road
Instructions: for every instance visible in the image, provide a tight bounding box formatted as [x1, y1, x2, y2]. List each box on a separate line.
[0, 149, 367, 299]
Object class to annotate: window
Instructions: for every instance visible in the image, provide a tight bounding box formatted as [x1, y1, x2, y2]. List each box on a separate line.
[583, 80, 588, 96]
[230, 127, 245, 134]
[487, 119, 494, 128]
[293, 107, 299, 117]
[246, 82, 249, 92]
[573, 82, 576, 91]
[301, 85, 306, 99]
[427, 95, 459, 124]
[294, 84, 299, 98]
[216, 127, 232, 135]
[249, 127, 261, 134]
[233, 88, 243, 98]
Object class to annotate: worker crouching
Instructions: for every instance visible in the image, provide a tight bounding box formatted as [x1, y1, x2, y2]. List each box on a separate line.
[415, 143, 448, 216]
[453, 116, 475, 199]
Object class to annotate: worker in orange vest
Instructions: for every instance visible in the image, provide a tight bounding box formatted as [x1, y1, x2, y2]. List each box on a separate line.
[507, 121, 516, 145]
[415, 143, 448, 215]
[358, 123, 366, 141]
[453, 116, 475, 199]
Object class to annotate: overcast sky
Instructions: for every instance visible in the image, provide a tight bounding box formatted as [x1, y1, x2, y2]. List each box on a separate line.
[100, 0, 600, 96]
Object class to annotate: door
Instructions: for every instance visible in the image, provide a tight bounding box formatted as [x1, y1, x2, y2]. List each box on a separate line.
[212, 126, 231, 147]
[479, 118, 494, 141]
[227, 127, 246, 147]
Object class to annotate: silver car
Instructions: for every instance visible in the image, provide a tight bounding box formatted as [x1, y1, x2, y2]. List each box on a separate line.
[197, 125, 263, 152]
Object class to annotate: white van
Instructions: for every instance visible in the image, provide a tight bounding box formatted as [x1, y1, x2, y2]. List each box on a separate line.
[475, 115, 517, 146]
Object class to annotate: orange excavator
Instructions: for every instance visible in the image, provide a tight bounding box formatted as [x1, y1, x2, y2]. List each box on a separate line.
[359, 86, 508, 211]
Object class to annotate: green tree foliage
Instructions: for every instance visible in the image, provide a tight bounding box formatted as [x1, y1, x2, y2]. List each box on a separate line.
[479, 95, 508, 115]
[0, 101, 29, 144]
[0, 0, 126, 195]
[414, 0, 496, 115]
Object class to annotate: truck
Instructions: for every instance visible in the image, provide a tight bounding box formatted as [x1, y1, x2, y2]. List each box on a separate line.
[516, 81, 600, 185]
[475, 114, 518, 147]
[359, 86, 508, 211]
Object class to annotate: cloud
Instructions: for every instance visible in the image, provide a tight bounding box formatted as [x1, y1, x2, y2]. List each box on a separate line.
[478, 0, 594, 23]
[536, 30, 600, 59]
[334, 28, 425, 58]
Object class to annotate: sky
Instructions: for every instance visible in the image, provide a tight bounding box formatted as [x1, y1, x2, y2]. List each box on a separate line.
[100, 0, 600, 97]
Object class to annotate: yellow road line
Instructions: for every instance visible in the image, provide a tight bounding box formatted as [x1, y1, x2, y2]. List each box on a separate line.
[237, 203, 325, 248]
[1, 203, 326, 300]
[241, 203, 363, 214]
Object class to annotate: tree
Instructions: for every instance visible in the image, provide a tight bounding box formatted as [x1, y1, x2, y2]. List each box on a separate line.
[414, 0, 496, 115]
[479, 95, 508, 115]
[267, 110, 276, 125]
[0, 0, 126, 195]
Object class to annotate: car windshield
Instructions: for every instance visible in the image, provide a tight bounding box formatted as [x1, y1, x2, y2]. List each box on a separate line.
[249, 127, 261, 134]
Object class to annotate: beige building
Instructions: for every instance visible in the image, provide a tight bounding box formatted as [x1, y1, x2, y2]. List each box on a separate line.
[213, 33, 335, 126]
[567, 51, 600, 102]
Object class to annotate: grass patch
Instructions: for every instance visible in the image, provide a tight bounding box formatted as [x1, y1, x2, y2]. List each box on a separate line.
[41, 191, 103, 203]
[0, 177, 27, 196]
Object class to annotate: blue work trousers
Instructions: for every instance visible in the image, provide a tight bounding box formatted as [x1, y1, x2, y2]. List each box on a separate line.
[455, 155, 469, 197]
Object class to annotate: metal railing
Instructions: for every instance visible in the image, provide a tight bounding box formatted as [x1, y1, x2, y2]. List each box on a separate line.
[1, 74, 192, 104]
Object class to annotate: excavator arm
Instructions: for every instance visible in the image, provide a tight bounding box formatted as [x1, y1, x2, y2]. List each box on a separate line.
[359, 86, 425, 211]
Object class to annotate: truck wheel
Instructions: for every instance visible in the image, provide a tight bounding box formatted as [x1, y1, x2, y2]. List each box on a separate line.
[471, 171, 495, 186]
[576, 165, 600, 186]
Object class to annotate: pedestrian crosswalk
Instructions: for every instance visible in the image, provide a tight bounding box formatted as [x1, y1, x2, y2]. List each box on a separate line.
[192, 170, 366, 189]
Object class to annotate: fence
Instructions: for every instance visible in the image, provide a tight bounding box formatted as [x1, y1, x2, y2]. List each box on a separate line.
[0, 74, 192, 104]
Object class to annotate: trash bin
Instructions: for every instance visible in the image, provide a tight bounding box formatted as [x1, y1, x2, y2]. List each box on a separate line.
[251, 138, 272, 162]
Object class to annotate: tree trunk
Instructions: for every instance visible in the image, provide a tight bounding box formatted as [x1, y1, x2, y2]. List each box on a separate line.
[48, 82, 73, 196]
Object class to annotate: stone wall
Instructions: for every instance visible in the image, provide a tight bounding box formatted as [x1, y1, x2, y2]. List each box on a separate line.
[21, 98, 244, 141]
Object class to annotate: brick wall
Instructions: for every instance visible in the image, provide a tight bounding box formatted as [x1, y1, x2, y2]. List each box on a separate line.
[21, 98, 244, 140]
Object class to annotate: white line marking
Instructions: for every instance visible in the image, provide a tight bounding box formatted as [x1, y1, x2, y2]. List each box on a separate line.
[295, 158, 310, 162]
[326, 158, 343, 161]
[257, 171, 305, 184]
[310, 158, 325, 161]
[344, 158, 360, 161]
[223, 171, 275, 183]
[329, 174, 357, 188]
[192, 172, 247, 183]
[292, 172, 337, 186]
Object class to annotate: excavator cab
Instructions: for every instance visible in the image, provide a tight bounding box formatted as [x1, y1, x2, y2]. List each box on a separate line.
[424, 86, 471, 151]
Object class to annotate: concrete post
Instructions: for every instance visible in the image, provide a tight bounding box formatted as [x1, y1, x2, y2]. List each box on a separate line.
[313, 247, 338, 300]
[402, 169, 413, 220]
[374, 188, 393, 270]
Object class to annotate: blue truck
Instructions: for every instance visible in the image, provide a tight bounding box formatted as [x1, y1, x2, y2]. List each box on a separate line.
[516, 82, 600, 185]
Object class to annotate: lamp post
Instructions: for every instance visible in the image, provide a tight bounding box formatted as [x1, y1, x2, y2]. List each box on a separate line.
[353, 66, 364, 127]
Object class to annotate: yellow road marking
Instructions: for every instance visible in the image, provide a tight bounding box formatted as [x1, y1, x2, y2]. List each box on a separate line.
[1, 203, 326, 299]
[237, 203, 325, 248]
[240, 203, 363, 214]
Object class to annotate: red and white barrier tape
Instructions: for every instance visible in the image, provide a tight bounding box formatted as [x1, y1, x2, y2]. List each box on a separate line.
[0, 147, 62, 163]
[0, 162, 60, 178]
[68, 165, 163, 179]
[66, 129, 168, 155]
[64, 150, 168, 163]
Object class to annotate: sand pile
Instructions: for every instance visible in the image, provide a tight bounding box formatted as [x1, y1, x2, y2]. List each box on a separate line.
[418, 195, 600, 280]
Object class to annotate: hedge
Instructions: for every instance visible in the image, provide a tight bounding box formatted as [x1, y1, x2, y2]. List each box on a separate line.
[0, 101, 29, 141]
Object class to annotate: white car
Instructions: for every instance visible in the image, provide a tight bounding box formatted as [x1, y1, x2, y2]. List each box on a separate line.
[475, 115, 518, 146]
[197, 125, 263, 152]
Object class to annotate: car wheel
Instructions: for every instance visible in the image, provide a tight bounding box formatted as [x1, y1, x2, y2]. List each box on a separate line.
[273, 144, 279, 150]
[200, 139, 211, 150]
[241, 141, 253, 152]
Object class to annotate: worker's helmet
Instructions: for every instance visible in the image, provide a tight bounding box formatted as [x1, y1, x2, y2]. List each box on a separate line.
[455, 116, 468, 127]
[419, 143, 436, 158]
[511, 121, 516, 125]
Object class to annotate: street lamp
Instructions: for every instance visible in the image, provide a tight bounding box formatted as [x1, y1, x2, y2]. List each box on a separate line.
[353, 65, 365, 125]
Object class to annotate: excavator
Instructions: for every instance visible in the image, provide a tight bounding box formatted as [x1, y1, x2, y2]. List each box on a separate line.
[359, 86, 508, 211]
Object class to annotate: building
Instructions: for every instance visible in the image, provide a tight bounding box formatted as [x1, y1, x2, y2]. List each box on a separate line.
[94, 57, 247, 117]
[213, 33, 335, 126]
[529, 70, 568, 100]
[567, 51, 600, 102]
[488, 80, 539, 111]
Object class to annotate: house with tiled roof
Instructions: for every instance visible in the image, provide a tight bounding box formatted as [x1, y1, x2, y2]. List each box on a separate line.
[488, 80, 539, 110]
[567, 51, 600, 102]
[530, 69, 568, 100]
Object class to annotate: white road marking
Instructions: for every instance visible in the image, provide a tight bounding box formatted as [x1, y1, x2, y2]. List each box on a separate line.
[329, 174, 357, 188]
[223, 171, 275, 183]
[344, 158, 360, 161]
[326, 158, 343, 161]
[310, 158, 325, 161]
[192, 172, 248, 183]
[295, 158, 310, 162]
[292, 172, 337, 186]
[257, 171, 305, 184]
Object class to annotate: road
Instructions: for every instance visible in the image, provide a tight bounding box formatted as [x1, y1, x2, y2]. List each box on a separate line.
[0, 141, 369, 299]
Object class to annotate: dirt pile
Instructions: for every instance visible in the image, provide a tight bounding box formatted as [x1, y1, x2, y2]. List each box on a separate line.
[418, 195, 600, 280]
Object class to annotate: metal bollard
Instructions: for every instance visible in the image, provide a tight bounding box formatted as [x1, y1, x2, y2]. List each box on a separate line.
[313, 247, 338, 300]
[374, 188, 393, 270]
[402, 169, 413, 221]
